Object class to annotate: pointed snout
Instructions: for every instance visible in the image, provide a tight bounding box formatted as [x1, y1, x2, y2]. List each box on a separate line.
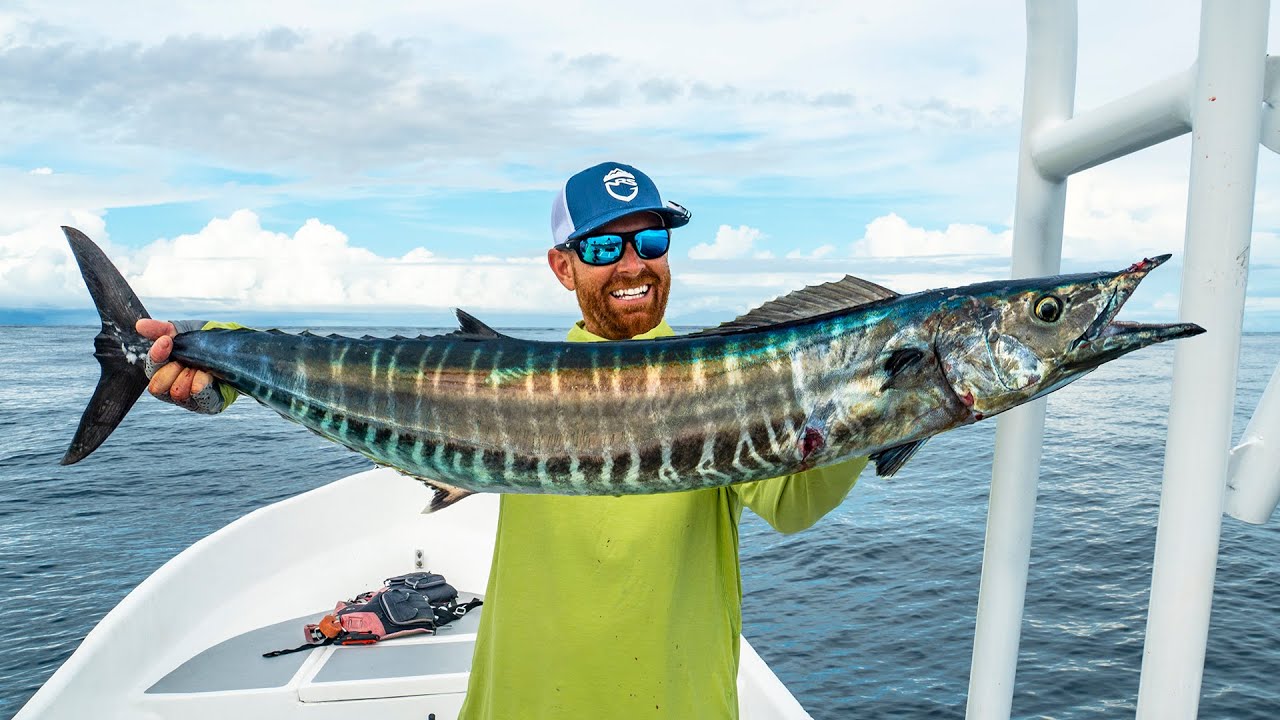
[1064, 255, 1202, 367]
[1067, 320, 1205, 372]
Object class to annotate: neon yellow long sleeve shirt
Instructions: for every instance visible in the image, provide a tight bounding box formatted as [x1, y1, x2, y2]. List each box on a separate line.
[458, 320, 867, 720]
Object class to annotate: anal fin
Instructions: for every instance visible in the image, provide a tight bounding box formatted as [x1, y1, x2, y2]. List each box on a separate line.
[870, 439, 928, 477]
[399, 472, 476, 513]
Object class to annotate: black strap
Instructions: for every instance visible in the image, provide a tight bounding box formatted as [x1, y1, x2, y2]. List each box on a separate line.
[433, 597, 483, 624]
[456, 598, 484, 616]
[263, 637, 332, 658]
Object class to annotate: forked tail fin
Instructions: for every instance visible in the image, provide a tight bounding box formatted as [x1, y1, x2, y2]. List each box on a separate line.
[61, 226, 152, 465]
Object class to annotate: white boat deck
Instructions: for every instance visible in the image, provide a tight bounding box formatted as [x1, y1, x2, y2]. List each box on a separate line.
[143, 595, 481, 696]
[14, 468, 811, 720]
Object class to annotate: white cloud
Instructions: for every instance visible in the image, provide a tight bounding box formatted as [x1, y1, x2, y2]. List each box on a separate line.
[28, 167, 52, 175]
[844, 148, 1204, 266]
[0, 209, 109, 306]
[786, 245, 836, 260]
[0, 210, 573, 313]
[852, 213, 1012, 258]
[1060, 156, 1191, 262]
[0, 209, 1009, 323]
[688, 224, 774, 260]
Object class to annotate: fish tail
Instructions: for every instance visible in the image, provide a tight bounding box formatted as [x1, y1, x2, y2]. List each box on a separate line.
[60, 226, 153, 465]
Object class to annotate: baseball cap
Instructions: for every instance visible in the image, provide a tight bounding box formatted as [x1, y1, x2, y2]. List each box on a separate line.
[550, 162, 691, 247]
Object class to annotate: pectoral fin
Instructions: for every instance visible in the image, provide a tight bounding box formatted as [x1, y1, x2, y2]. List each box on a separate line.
[880, 347, 927, 392]
[870, 439, 928, 477]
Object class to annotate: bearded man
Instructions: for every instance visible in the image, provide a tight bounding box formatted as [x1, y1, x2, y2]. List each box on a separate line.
[140, 162, 867, 719]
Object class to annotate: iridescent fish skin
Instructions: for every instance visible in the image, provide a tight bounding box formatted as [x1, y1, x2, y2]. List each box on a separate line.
[60, 226, 1202, 509]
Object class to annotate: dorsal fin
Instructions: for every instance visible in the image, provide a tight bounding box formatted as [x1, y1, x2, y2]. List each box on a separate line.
[692, 275, 899, 335]
[449, 309, 507, 340]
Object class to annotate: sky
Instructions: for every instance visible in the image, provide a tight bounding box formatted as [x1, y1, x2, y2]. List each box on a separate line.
[3, 1, 1280, 328]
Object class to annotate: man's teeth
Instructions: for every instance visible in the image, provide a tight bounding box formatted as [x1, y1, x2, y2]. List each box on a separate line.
[611, 284, 651, 299]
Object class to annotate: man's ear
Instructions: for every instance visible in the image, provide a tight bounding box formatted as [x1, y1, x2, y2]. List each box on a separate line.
[547, 248, 576, 291]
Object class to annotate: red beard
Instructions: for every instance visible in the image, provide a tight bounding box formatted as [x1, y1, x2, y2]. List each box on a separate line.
[573, 267, 670, 340]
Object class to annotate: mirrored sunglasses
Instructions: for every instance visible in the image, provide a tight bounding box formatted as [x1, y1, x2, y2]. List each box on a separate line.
[556, 228, 671, 266]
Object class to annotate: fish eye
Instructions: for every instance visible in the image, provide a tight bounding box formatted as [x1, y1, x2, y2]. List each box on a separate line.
[1033, 295, 1063, 323]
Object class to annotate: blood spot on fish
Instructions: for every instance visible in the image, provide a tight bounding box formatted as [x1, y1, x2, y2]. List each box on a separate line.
[1126, 257, 1158, 273]
[801, 427, 825, 459]
[960, 390, 975, 407]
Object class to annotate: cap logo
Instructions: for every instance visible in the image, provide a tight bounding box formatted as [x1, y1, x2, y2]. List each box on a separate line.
[603, 168, 639, 202]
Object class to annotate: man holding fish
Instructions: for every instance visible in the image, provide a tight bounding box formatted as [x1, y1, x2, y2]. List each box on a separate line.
[137, 163, 869, 718]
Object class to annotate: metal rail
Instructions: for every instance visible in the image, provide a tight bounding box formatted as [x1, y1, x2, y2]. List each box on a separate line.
[966, 2, 1273, 718]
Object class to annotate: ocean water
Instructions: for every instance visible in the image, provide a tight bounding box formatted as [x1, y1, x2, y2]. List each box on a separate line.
[1, 325, 1278, 719]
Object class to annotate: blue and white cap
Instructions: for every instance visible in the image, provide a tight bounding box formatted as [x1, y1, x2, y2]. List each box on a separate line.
[550, 162, 691, 247]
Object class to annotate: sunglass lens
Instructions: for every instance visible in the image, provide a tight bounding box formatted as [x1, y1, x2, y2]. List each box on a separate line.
[580, 235, 624, 265]
[634, 229, 670, 259]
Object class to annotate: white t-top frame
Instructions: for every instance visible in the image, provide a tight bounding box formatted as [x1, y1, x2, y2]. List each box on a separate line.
[966, 2, 1275, 718]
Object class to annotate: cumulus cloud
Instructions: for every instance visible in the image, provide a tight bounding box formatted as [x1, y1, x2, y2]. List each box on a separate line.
[851, 213, 1012, 258]
[0, 209, 109, 306]
[845, 158, 1204, 265]
[0, 210, 570, 312]
[1060, 166, 1190, 262]
[688, 225, 774, 260]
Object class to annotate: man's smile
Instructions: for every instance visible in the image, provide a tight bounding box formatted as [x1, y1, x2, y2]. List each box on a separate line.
[610, 284, 652, 302]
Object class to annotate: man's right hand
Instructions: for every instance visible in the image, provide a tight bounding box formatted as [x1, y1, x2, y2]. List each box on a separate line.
[137, 319, 220, 411]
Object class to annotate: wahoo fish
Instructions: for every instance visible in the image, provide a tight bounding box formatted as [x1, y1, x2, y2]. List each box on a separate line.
[60, 227, 1203, 510]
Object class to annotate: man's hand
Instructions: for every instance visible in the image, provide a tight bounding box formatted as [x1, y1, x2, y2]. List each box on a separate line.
[137, 319, 218, 409]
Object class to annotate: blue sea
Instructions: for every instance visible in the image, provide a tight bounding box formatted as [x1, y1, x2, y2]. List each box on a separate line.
[1, 325, 1278, 719]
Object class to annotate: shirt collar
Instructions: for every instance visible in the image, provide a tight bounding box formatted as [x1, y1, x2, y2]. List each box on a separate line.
[566, 319, 675, 342]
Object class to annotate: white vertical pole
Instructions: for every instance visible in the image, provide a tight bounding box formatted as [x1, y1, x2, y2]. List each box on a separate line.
[965, 2, 1075, 718]
[1136, 2, 1269, 718]
[1224, 360, 1280, 525]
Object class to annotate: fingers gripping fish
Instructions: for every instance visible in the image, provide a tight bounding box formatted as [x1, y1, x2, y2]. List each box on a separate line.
[58, 227, 1203, 511]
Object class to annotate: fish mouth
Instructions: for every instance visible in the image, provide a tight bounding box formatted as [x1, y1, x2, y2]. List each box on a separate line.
[1065, 320, 1205, 372]
[1064, 254, 1204, 371]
